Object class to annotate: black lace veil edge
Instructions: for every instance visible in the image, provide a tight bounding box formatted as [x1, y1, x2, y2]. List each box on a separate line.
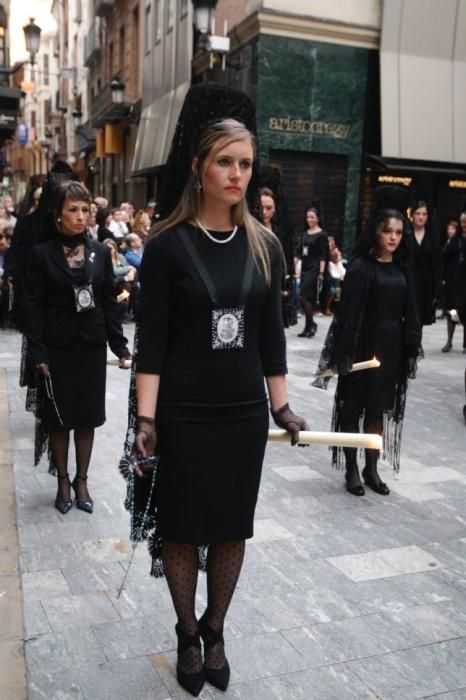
[118, 326, 209, 578]
[329, 379, 408, 474]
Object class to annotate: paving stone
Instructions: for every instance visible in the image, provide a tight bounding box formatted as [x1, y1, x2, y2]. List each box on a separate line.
[271, 465, 324, 481]
[60, 560, 127, 596]
[22, 569, 71, 602]
[27, 669, 84, 699]
[74, 656, 170, 700]
[327, 545, 444, 582]
[41, 592, 120, 631]
[345, 644, 450, 699]
[92, 615, 176, 661]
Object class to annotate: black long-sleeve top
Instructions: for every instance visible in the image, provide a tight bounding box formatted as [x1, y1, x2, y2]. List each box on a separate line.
[24, 238, 129, 364]
[137, 223, 287, 408]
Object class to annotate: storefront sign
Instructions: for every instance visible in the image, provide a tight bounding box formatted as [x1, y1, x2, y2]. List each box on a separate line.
[378, 175, 412, 187]
[268, 116, 351, 139]
[448, 180, 466, 189]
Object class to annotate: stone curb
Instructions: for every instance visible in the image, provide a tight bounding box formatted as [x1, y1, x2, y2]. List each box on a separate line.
[0, 369, 27, 700]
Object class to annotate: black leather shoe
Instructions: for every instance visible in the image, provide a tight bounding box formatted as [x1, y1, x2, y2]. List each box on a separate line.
[55, 474, 73, 515]
[71, 476, 94, 513]
[362, 469, 390, 495]
[199, 614, 230, 691]
[441, 342, 452, 352]
[298, 327, 310, 337]
[345, 481, 365, 496]
[175, 624, 205, 697]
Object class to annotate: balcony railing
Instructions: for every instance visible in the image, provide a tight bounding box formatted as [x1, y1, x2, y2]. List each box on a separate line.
[94, 0, 114, 16]
[84, 22, 101, 67]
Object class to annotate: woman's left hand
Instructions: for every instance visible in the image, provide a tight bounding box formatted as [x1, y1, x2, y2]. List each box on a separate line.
[271, 403, 309, 446]
[118, 354, 132, 369]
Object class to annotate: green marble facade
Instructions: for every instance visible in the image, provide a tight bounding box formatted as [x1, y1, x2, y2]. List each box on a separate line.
[256, 34, 370, 248]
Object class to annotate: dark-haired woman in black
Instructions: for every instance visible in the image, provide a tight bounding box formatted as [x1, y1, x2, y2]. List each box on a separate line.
[315, 203, 420, 496]
[24, 181, 131, 515]
[409, 200, 441, 352]
[296, 207, 327, 337]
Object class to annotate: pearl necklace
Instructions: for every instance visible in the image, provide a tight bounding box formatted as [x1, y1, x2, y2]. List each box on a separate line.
[195, 219, 238, 244]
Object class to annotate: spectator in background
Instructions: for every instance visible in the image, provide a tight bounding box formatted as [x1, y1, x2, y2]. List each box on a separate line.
[132, 209, 151, 243]
[295, 206, 328, 338]
[324, 247, 346, 314]
[124, 232, 143, 269]
[108, 208, 128, 243]
[96, 208, 114, 243]
[3, 194, 16, 217]
[94, 196, 108, 209]
[87, 210, 99, 240]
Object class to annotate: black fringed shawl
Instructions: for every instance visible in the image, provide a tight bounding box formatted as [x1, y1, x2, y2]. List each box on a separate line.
[119, 329, 209, 578]
[313, 255, 421, 472]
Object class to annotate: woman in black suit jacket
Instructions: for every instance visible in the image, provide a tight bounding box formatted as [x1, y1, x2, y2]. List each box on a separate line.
[24, 181, 131, 515]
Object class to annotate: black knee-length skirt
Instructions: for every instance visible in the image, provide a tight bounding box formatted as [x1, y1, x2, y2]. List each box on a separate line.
[155, 404, 269, 544]
[43, 339, 107, 431]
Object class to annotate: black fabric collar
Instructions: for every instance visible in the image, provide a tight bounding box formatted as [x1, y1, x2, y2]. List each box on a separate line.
[56, 232, 87, 248]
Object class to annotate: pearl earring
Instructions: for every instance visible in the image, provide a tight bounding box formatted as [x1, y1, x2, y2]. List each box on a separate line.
[57, 218, 61, 223]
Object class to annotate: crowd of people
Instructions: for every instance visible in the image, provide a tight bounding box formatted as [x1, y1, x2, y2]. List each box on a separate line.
[0, 190, 158, 326]
[0, 80, 465, 697]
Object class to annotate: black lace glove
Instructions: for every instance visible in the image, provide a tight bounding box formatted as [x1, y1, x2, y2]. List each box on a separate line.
[135, 416, 157, 459]
[408, 357, 417, 379]
[271, 403, 309, 446]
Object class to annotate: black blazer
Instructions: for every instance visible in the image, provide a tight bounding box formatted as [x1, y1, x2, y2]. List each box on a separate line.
[24, 237, 129, 364]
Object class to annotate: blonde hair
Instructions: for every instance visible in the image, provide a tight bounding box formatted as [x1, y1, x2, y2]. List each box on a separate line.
[153, 119, 278, 284]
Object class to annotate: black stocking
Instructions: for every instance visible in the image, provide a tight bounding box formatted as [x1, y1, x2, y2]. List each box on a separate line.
[363, 409, 384, 483]
[300, 297, 314, 331]
[446, 318, 456, 346]
[162, 541, 202, 674]
[73, 428, 94, 500]
[49, 430, 70, 500]
[339, 401, 362, 489]
[203, 540, 245, 669]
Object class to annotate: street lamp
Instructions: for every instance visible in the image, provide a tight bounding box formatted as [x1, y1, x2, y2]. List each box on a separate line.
[191, 0, 217, 35]
[23, 18, 41, 64]
[110, 77, 125, 104]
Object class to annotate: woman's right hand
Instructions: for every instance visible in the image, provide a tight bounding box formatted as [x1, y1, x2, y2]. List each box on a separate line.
[134, 416, 156, 476]
[35, 363, 50, 377]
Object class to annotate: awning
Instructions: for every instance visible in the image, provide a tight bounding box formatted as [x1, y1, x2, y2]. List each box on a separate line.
[131, 81, 190, 176]
[366, 155, 466, 176]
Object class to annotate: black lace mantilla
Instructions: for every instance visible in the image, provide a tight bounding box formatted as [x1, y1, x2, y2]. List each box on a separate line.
[119, 327, 209, 578]
[312, 256, 419, 473]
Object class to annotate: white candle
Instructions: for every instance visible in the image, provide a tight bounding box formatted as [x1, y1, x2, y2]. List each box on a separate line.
[316, 356, 380, 378]
[268, 429, 382, 450]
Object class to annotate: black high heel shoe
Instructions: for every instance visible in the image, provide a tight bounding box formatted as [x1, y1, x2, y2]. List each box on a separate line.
[362, 468, 390, 495]
[71, 476, 94, 513]
[55, 474, 73, 515]
[175, 623, 205, 697]
[345, 472, 365, 497]
[199, 614, 230, 691]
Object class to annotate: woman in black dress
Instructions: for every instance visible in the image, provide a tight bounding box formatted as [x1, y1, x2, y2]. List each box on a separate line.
[296, 207, 327, 337]
[132, 86, 308, 696]
[24, 181, 131, 515]
[442, 212, 466, 352]
[409, 199, 441, 349]
[441, 219, 463, 352]
[315, 190, 420, 496]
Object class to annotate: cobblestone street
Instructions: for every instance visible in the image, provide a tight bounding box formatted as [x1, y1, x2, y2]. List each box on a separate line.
[1, 316, 466, 699]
